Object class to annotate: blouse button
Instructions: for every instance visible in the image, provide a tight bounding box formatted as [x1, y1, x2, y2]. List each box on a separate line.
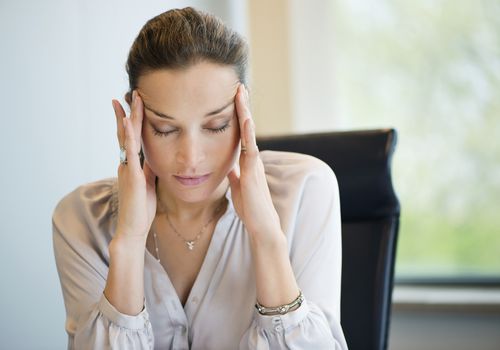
[272, 317, 281, 324]
[274, 325, 283, 332]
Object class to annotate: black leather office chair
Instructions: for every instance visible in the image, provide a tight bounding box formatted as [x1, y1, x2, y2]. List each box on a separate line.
[257, 128, 400, 350]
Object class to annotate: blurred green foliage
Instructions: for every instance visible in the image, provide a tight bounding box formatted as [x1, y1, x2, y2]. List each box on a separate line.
[331, 1, 500, 277]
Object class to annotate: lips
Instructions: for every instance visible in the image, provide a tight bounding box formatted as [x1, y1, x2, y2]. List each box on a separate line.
[174, 174, 211, 186]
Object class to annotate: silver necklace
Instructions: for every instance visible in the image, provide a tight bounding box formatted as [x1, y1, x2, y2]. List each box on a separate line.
[153, 197, 226, 260]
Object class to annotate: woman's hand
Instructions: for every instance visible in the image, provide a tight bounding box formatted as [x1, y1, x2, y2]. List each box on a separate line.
[227, 84, 283, 245]
[228, 84, 299, 308]
[112, 90, 157, 242]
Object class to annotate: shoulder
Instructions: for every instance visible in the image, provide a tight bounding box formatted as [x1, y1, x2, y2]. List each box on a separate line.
[52, 177, 119, 247]
[53, 177, 118, 222]
[259, 150, 339, 234]
[260, 150, 338, 193]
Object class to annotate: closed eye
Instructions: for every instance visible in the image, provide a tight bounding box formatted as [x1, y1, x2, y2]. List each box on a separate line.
[209, 124, 231, 134]
[152, 123, 231, 137]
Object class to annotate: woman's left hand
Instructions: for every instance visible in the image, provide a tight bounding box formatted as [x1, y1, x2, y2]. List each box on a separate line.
[227, 84, 283, 244]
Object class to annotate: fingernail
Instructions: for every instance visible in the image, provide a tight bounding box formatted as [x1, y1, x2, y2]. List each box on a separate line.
[132, 90, 137, 103]
[111, 100, 116, 111]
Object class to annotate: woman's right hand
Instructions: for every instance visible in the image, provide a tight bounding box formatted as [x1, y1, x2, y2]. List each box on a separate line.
[112, 90, 157, 242]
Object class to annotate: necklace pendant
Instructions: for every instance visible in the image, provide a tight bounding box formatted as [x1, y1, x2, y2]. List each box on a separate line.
[186, 241, 195, 250]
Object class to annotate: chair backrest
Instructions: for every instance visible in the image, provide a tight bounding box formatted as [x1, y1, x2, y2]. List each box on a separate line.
[257, 128, 400, 350]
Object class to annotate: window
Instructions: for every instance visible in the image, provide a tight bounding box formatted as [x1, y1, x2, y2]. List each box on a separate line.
[331, 1, 500, 278]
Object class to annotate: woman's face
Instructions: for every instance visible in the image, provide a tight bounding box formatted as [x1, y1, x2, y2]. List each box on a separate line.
[137, 61, 241, 203]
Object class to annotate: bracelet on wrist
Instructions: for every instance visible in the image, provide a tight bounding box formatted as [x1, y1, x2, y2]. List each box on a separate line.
[255, 290, 305, 316]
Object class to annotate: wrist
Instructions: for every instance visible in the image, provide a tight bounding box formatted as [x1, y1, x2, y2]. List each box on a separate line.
[110, 233, 147, 256]
[249, 228, 299, 307]
[249, 228, 287, 253]
[256, 289, 304, 315]
[105, 231, 147, 316]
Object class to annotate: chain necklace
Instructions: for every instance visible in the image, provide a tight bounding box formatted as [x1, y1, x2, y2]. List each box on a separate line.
[153, 196, 227, 260]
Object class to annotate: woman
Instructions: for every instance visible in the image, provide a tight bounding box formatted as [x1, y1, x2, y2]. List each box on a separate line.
[52, 7, 348, 350]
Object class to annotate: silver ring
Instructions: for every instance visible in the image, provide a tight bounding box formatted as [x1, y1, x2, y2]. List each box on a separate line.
[119, 146, 127, 165]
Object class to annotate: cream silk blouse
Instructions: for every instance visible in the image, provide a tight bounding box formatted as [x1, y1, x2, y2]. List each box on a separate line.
[52, 150, 348, 349]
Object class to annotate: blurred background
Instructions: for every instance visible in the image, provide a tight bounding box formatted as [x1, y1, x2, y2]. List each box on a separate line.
[1, 0, 498, 349]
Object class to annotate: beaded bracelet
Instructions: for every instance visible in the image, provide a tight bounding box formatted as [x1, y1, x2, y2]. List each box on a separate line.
[255, 290, 305, 316]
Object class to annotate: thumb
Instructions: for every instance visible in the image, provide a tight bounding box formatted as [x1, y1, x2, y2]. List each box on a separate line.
[227, 167, 239, 188]
[143, 160, 156, 187]
[227, 167, 241, 197]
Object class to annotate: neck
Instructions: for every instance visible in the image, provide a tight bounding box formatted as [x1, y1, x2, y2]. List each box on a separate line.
[156, 177, 229, 223]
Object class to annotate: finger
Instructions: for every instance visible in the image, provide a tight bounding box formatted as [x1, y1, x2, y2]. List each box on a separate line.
[235, 83, 249, 148]
[112, 99, 126, 147]
[235, 84, 258, 156]
[130, 90, 144, 151]
[241, 84, 255, 127]
[243, 85, 255, 126]
[244, 117, 259, 156]
[123, 118, 140, 169]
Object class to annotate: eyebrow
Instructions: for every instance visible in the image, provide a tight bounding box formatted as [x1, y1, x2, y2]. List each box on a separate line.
[143, 99, 233, 120]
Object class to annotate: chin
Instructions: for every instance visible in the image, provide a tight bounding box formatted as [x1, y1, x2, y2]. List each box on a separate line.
[176, 189, 213, 202]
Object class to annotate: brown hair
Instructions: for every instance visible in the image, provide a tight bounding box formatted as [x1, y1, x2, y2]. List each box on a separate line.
[125, 6, 249, 102]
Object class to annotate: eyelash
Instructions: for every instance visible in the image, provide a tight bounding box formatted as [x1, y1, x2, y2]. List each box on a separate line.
[152, 124, 231, 137]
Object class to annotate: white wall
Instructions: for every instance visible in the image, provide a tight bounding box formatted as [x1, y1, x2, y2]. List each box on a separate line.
[0, 1, 245, 348]
[289, 0, 338, 133]
[246, 0, 339, 136]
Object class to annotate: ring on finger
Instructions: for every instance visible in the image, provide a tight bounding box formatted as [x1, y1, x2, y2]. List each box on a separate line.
[119, 146, 143, 165]
[119, 146, 128, 165]
[240, 145, 259, 154]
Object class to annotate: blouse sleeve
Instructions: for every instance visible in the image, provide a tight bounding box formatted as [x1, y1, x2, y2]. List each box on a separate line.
[52, 180, 154, 350]
[239, 157, 348, 349]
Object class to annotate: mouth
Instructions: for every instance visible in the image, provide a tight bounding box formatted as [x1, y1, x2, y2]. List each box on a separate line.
[173, 173, 211, 186]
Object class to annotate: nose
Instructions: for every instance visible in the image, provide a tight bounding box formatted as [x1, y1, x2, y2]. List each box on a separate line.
[175, 132, 206, 171]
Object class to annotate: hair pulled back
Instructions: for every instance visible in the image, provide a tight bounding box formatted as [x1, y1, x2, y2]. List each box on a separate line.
[125, 7, 249, 97]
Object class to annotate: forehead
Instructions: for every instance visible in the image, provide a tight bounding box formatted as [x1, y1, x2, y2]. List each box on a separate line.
[137, 62, 240, 117]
